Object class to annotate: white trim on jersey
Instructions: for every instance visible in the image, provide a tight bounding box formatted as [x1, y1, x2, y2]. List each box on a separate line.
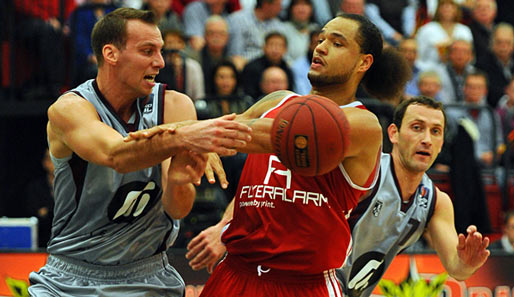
[337, 162, 380, 192]
[339, 101, 364, 108]
[260, 93, 299, 119]
[325, 269, 343, 297]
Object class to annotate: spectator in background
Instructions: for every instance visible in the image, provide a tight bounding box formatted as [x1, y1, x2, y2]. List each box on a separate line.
[14, 0, 76, 99]
[434, 39, 476, 104]
[339, 0, 365, 15]
[365, 0, 417, 46]
[475, 23, 514, 108]
[241, 32, 294, 100]
[69, 0, 118, 86]
[157, 29, 205, 100]
[417, 70, 443, 102]
[282, 0, 320, 63]
[183, 0, 234, 51]
[279, 0, 332, 26]
[415, 0, 473, 70]
[447, 71, 504, 167]
[489, 211, 514, 253]
[198, 15, 232, 95]
[468, 0, 497, 62]
[259, 66, 289, 96]
[496, 78, 514, 166]
[22, 149, 55, 248]
[399, 38, 422, 98]
[226, 0, 284, 66]
[291, 29, 320, 95]
[143, 0, 183, 32]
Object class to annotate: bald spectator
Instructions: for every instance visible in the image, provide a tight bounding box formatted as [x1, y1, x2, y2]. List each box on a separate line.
[241, 31, 294, 100]
[468, 0, 497, 61]
[259, 66, 289, 96]
[476, 23, 514, 107]
[198, 16, 232, 94]
[227, 0, 284, 65]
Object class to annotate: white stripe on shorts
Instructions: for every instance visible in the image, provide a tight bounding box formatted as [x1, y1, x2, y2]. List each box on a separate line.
[324, 269, 343, 297]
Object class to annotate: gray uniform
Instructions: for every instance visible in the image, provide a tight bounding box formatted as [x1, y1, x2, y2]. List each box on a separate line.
[337, 153, 437, 297]
[29, 79, 184, 297]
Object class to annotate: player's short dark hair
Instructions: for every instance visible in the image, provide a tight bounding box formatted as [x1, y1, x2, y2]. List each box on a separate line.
[393, 96, 447, 131]
[92, 8, 157, 66]
[337, 13, 412, 101]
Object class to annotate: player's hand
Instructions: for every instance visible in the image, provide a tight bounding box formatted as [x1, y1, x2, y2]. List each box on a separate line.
[176, 114, 252, 156]
[123, 123, 178, 142]
[168, 151, 208, 186]
[456, 225, 490, 270]
[186, 223, 226, 273]
[204, 153, 229, 189]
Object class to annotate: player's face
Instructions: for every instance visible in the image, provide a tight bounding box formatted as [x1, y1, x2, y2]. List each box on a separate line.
[116, 20, 165, 97]
[392, 104, 445, 173]
[308, 17, 363, 87]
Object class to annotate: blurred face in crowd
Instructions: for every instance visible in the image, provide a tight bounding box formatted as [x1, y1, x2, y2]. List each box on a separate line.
[437, 2, 458, 23]
[390, 104, 445, 173]
[264, 35, 287, 65]
[418, 75, 441, 99]
[291, 0, 313, 23]
[398, 39, 418, 68]
[164, 32, 185, 51]
[448, 40, 473, 71]
[215, 66, 237, 96]
[463, 74, 487, 104]
[205, 18, 229, 52]
[492, 26, 514, 64]
[148, 0, 171, 17]
[262, 0, 283, 19]
[260, 66, 288, 95]
[505, 79, 514, 103]
[472, 0, 496, 26]
[340, 0, 364, 15]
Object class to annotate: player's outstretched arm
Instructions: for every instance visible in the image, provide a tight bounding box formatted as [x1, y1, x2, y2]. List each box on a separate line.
[427, 188, 490, 280]
[47, 92, 252, 173]
[186, 199, 234, 273]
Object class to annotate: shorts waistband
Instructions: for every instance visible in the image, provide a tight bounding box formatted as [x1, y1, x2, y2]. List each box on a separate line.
[46, 252, 168, 280]
[223, 254, 331, 284]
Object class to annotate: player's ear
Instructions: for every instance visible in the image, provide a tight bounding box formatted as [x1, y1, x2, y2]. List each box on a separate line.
[388, 123, 399, 144]
[358, 53, 373, 72]
[103, 44, 119, 65]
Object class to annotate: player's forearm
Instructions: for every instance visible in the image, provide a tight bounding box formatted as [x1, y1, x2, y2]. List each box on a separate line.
[162, 183, 196, 219]
[235, 118, 274, 154]
[218, 199, 235, 226]
[444, 255, 477, 281]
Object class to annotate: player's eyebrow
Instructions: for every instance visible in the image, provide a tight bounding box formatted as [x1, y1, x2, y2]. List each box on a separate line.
[320, 30, 349, 43]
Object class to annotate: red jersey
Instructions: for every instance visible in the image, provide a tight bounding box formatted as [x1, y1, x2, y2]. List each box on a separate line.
[221, 94, 379, 275]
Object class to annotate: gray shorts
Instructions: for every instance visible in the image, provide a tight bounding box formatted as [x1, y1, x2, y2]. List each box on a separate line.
[28, 252, 185, 297]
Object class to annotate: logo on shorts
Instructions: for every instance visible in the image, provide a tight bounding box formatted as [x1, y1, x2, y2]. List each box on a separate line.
[257, 265, 271, 276]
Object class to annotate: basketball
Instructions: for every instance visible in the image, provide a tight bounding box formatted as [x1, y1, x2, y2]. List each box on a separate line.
[270, 95, 349, 176]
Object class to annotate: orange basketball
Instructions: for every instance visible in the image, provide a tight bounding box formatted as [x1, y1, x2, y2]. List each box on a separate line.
[270, 95, 349, 176]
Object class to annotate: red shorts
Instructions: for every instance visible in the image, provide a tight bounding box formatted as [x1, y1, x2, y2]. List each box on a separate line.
[199, 254, 344, 297]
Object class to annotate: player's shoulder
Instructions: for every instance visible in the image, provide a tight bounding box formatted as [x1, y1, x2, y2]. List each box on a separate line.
[163, 90, 196, 122]
[48, 92, 92, 118]
[434, 186, 453, 211]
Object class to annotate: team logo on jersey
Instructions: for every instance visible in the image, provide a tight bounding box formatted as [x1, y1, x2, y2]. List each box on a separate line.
[108, 180, 161, 223]
[372, 200, 383, 217]
[346, 251, 386, 297]
[417, 185, 430, 208]
[144, 95, 154, 113]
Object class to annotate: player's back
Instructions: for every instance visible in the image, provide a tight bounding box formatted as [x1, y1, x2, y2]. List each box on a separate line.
[221, 94, 378, 275]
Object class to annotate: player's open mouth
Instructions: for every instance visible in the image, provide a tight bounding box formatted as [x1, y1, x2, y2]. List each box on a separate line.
[144, 75, 156, 82]
[416, 151, 430, 157]
[312, 57, 324, 66]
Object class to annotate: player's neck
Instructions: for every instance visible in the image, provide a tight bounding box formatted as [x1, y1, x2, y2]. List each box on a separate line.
[391, 152, 424, 201]
[95, 73, 138, 121]
[310, 84, 356, 106]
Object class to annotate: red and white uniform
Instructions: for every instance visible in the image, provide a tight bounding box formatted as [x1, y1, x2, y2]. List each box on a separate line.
[200, 95, 379, 297]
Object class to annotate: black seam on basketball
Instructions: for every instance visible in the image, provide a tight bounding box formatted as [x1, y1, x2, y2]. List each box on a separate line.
[304, 102, 319, 175]
[284, 103, 302, 169]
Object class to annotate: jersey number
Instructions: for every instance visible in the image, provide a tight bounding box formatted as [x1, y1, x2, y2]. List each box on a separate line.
[108, 181, 161, 223]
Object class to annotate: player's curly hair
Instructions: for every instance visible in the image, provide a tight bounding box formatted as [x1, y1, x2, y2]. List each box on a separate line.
[337, 13, 412, 101]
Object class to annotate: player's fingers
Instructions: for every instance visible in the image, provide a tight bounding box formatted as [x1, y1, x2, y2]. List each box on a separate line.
[204, 161, 215, 184]
[457, 233, 466, 248]
[207, 263, 216, 274]
[186, 238, 207, 258]
[209, 154, 228, 188]
[467, 225, 477, 234]
[189, 248, 212, 267]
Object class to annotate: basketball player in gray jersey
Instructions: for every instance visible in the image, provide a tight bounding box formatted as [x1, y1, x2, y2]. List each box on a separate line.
[184, 97, 490, 294]
[28, 8, 252, 297]
[338, 96, 490, 296]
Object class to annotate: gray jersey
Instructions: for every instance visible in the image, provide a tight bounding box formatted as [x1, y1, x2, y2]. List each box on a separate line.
[337, 153, 437, 297]
[47, 79, 179, 265]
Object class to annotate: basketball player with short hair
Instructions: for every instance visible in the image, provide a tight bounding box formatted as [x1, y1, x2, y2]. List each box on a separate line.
[28, 8, 252, 296]
[186, 97, 490, 296]
[181, 13, 409, 297]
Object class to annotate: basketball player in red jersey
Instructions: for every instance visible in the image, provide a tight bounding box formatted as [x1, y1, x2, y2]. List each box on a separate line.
[129, 13, 410, 297]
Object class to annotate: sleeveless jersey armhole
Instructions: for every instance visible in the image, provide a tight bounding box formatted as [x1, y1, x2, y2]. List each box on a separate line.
[259, 93, 299, 119]
[337, 148, 381, 191]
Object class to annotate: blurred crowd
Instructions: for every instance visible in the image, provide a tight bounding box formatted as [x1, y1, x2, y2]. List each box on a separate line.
[1, 0, 514, 251]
